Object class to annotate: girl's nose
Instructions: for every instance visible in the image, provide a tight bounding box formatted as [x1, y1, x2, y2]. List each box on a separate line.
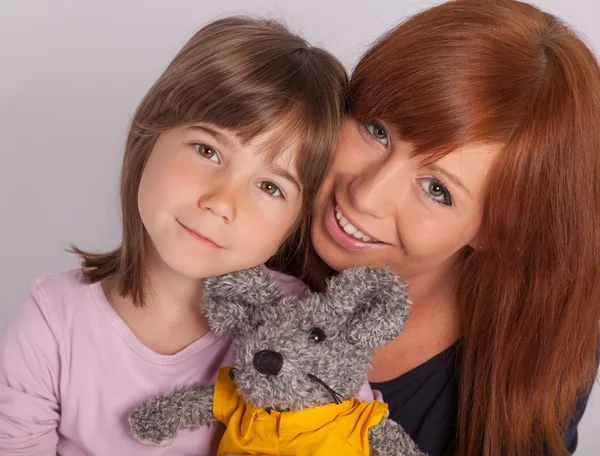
[197, 182, 238, 223]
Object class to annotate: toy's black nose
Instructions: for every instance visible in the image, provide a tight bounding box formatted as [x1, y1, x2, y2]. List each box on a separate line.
[253, 350, 283, 376]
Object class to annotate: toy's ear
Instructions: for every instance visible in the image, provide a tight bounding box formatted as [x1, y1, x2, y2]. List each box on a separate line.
[202, 266, 283, 337]
[326, 266, 411, 349]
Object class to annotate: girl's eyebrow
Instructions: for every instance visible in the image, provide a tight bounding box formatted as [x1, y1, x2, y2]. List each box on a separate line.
[267, 166, 301, 192]
[186, 125, 234, 149]
[427, 163, 471, 198]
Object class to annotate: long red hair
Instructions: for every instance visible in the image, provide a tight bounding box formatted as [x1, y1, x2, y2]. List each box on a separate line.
[332, 1, 600, 454]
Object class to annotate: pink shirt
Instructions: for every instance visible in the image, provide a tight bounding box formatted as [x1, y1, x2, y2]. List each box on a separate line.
[0, 269, 376, 455]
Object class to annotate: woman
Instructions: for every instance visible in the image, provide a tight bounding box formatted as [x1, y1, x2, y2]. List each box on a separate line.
[292, 0, 599, 455]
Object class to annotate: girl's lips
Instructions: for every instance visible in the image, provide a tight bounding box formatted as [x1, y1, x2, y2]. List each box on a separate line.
[177, 220, 223, 249]
[324, 199, 385, 251]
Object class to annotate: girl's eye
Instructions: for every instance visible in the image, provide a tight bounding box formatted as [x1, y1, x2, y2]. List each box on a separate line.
[194, 143, 220, 163]
[257, 181, 283, 197]
[364, 120, 389, 146]
[419, 178, 453, 206]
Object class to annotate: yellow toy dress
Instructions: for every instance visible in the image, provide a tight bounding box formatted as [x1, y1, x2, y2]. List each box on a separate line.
[213, 367, 389, 456]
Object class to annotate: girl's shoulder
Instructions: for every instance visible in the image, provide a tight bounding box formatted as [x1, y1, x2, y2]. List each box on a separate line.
[29, 268, 99, 311]
[265, 268, 310, 296]
[0, 269, 97, 390]
[32, 267, 93, 295]
[6, 269, 102, 338]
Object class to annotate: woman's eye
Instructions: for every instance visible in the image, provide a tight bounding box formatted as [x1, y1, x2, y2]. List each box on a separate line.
[257, 181, 282, 197]
[194, 143, 220, 163]
[364, 120, 389, 146]
[419, 178, 453, 206]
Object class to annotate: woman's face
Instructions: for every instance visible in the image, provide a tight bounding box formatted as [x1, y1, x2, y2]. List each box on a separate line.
[311, 118, 500, 281]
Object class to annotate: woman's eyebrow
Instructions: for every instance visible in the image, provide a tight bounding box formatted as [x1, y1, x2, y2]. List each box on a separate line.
[428, 163, 472, 198]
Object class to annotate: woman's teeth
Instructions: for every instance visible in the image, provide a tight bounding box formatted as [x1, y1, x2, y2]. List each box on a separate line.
[334, 205, 380, 243]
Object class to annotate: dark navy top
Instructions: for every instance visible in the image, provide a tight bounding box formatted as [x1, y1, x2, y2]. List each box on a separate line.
[370, 343, 595, 455]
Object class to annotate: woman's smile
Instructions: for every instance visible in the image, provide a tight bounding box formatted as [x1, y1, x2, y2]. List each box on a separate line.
[323, 197, 387, 251]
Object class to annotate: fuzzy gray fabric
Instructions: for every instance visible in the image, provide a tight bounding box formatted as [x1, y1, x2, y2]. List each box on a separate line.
[129, 386, 216, 446]
[129, 265, 427, 455]
[369, 418, 426, 456]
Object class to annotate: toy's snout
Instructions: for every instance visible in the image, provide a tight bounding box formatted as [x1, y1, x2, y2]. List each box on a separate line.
[253, 350, 283, 376]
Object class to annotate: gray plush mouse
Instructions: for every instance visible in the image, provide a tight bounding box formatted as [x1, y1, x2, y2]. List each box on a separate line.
[129, 265, 427, 456]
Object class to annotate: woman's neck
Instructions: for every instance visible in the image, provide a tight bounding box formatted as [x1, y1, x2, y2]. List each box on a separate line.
[368, 258, 462, 382]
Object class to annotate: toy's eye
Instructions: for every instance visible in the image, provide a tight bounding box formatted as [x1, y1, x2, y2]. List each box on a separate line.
[309, 327, 327, 343]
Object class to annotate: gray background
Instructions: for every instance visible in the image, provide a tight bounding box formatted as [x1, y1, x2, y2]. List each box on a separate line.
[0, 0, 598, 452]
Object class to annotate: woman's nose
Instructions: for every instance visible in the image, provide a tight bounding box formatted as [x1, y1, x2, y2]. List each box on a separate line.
[348, 157, 406, 218]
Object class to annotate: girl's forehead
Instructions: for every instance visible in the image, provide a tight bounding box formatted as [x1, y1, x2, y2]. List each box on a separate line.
[237, 125, 308, 177]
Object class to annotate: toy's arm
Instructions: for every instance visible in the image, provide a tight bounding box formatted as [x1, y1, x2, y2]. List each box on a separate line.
[369, 418, 428, 456]
[129, 385, 217, 447]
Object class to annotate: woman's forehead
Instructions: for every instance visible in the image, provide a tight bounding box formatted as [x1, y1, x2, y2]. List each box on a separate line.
[431, 143, 501, 198]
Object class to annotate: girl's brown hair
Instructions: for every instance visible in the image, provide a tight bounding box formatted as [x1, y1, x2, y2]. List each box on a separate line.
[72, 17, 347, 305]
[320, 0, 600, 455]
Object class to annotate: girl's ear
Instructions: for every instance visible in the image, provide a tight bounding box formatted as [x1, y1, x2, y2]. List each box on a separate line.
[202, 266, 283, 337]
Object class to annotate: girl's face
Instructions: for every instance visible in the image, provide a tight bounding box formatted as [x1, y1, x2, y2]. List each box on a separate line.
[138, 124, 303, 280]
[311, 118, 499, 281]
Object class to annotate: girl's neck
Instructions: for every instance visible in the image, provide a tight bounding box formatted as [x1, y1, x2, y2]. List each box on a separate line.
[142, 252, 206, 321]
[103, 251, 211, 356]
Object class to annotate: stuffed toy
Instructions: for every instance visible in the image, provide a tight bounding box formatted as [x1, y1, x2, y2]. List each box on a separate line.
[129, 265, 426, 456]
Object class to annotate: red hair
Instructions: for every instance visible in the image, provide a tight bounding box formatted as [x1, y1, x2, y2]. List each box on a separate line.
[343, 1, 600, 454]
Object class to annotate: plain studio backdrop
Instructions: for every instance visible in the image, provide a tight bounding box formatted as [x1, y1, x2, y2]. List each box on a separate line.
[0, 0, 598, 452]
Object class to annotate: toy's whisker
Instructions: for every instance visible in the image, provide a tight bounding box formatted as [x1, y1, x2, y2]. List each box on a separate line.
[307, 374, 344, 405]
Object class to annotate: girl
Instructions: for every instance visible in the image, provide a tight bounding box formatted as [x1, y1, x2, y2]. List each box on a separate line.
[302, 1, 600, 455]
[0, 17, 346, 455]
